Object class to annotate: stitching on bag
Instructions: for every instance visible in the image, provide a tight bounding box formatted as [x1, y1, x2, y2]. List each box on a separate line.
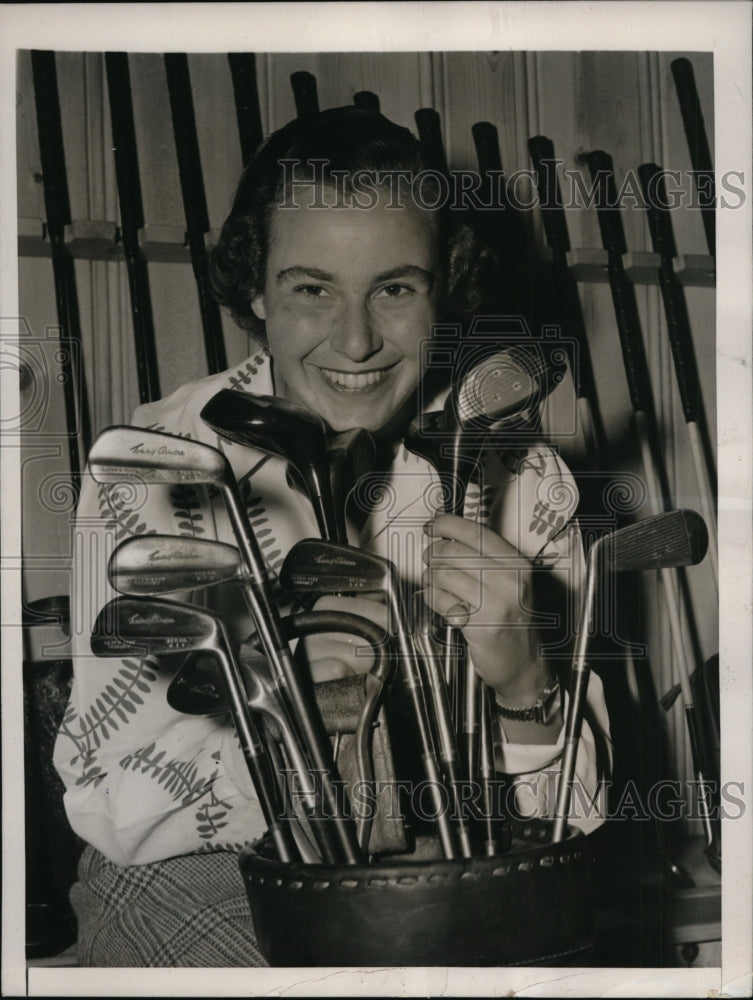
[247, 847, 584, 891]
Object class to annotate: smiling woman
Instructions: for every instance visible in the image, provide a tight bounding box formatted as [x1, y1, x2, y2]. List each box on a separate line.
[208, 107, 495, 440]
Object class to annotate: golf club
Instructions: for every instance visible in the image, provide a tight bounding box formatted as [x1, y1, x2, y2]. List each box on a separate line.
[552, 508, 709, 842]
[405, 341, 567, 783]
[201, 390, 340, 543]
[88, 425, 363, 864]
[90, 594, 298, 863]
[280, 538, 461, 859]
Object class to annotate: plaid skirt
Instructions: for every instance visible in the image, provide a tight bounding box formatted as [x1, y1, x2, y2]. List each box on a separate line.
[71, 844, 267, 967]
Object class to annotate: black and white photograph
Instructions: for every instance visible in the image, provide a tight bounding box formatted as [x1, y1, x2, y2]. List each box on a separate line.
[2, 3, 751, 997]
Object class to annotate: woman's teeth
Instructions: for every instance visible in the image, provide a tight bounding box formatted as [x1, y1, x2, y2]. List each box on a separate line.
[319, 367, 389, 390]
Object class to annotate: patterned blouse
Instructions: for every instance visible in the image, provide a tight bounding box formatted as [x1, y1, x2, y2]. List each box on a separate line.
[54, 350, 610, 866]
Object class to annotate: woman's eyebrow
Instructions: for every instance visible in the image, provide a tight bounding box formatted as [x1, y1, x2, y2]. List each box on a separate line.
[372, 265, 435, 287]
[276, 266, 334, 284]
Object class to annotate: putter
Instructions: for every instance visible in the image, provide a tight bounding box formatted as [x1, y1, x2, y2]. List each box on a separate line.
[552, 508, 709, 842]
[90, 594, 298, 863]
[201, 390, 340, 542]
[405, 341, 567, 784]
[170, 609, 394, 855]
[88, 425, 363, 865]
[280, 538, 461, 859]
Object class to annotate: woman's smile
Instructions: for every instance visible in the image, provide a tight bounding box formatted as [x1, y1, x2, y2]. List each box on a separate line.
[314, 362, 397, 392]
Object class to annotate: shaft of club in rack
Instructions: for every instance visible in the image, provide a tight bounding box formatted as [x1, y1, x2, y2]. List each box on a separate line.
[219, 479, 363, 864]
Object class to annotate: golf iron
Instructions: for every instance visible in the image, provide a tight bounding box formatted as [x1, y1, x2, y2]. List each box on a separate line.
[552, 508, 709, 843]
[90, 594, 298, 863]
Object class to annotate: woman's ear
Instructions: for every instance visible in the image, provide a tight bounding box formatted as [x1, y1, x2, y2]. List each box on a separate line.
[250, 294, 266, 320]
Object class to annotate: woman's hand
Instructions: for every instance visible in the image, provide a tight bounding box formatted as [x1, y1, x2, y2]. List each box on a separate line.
[422, 513, 550, 704]
[301, 595, 390, 683]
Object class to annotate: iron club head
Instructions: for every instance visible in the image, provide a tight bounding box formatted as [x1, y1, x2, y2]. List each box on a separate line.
[280, 538, 394, 597]
[595, 508, 709, 573]
[88, 426, 230, 487]
[108, 535, 244, 596]
[91, 594, 225, 659]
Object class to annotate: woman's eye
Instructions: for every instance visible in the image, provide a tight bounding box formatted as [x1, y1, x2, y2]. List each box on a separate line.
[296, 285, 329, 299]
[375, 283, 413, 299]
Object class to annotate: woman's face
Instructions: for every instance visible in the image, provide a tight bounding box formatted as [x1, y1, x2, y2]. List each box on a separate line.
[251, 186, 442, 435]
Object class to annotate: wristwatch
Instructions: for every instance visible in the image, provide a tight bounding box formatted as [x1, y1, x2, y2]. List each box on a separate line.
[494, 676, 562, 725]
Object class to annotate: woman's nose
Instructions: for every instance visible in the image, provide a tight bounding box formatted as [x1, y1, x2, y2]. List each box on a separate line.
[329, 301, 383, 361]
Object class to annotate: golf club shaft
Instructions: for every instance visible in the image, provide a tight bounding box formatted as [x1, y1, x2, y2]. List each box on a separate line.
[216, 642, 299, 862]
[638, 162, 718, 590]
[414, 107, 450, 174]
[552, 556, 596, 843]
[30, 49, 92, 474]
[260, 718, 321, 863]
[389, 592, 459, 859]
[328, 453, 350, 544]
[670, 58, 715, 257]
[414, 597, 474, 857]
[227, 53, 264, 167]
[478, 685, 500, 856]
[222, 479, 363, 864]
[446, 440, 482, 788]
[104, 52, 162, 405]
[291, 71, 319, 117]
[237, 654, 340, 863]
[528, 135, 605, 458]
[164, 53, 227, 375]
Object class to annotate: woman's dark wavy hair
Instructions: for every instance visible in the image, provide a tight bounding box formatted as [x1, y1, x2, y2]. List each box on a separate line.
[208, 106, 496, 341]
